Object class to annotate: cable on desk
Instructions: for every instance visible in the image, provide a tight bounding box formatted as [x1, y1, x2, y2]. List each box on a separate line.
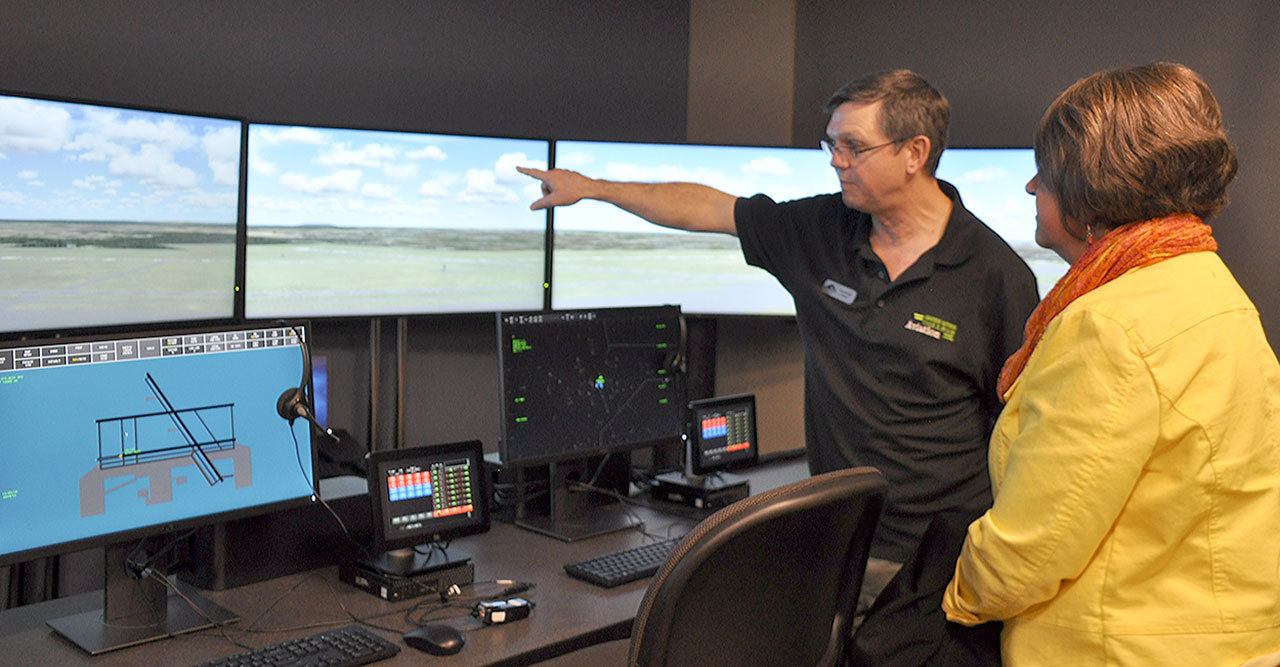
[567, 481, 700, 543]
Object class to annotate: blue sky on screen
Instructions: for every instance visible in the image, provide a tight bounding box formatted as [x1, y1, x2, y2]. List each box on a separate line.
[0, 94, 240, 223]
[553, 141, 834, 234]
[247, 124, 548, 229]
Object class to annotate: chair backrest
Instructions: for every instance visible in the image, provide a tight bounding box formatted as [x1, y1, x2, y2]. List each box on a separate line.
[628, 467, 886, 667]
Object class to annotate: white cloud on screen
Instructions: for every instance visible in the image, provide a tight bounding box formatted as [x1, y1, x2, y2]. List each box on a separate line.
[457, 168, 518, 204]
[256, 126, 328, 146]
[741, 157, 792, 178]
[249, 144, 278, 175]
[602, 162, 756, 198]
[556, 151, 595, 170]
[108, 144, 198, 188]
[17, 170, 37, 180]
[280, 169, 362, 194]
[406, 145, 447, 161]
[523, 182, 543, 201]
[0, 97, 73, 153]
[0, 190, 25, 205]
[318, 142, 398, 168]
[383, 163, 419, 180]
[958, 166, 1007, 183]
[72, 175, 123, 191]
[70, 109, 197, 160]
[495, 152, 546, 184]
[203, 127, 241, 186]
[181, 190, 238, 210]
[419, 174, 456, 198]
[361, 182, 398, 199]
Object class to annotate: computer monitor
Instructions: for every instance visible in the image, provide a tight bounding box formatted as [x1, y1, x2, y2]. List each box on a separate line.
[361, 440, 490, 577]
[934, 148, 1069, 297]
[0, 91, 242, 334]
[0, 322, 315, 654]
[688, 393, 758, 475]
[551, 140, 829, 316]
[496, 305, 685, 540]
[244, 122, 550, 318]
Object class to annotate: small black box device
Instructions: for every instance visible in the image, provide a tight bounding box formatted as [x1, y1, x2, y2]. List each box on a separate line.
[338, 560, 475, 602]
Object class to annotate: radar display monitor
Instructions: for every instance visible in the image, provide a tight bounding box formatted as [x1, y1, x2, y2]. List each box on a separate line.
[361, 440, 489, 577]
[0, 91, 242, 334]
[0, 322, 315, 653]
[497, 305, 685, 466]
[689, 393, 758, 475]
[245, 122, 550, 318]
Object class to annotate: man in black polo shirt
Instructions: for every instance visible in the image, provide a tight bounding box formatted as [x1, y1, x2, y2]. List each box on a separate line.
[518, 70, 1038, 609]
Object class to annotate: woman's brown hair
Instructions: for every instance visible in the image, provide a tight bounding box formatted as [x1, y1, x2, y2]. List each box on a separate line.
[1035, 62, 1237, 237]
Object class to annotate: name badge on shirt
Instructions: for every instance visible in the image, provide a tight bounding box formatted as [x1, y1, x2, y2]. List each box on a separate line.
[822, 279, 857, 305]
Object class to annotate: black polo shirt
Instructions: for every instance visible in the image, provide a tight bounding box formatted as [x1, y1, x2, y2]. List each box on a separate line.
[735, 181, 1038, 562]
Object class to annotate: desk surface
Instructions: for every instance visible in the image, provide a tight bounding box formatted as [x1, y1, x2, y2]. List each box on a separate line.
[0, 457, 807, 666]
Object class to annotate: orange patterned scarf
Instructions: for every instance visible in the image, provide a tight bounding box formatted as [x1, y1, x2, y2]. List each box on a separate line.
[997, 213, 1217, 399]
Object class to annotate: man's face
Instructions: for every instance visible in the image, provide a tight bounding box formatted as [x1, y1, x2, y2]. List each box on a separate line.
[823, 101, 905, 211]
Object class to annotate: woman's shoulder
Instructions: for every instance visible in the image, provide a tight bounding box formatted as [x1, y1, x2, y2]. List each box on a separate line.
[1061, 252, 1259, 351]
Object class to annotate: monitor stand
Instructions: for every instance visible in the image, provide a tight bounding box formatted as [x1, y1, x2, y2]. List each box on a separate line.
[359, 546, 471, 578]
[47, 542, 237, 655]
[515, 459, 642, 542]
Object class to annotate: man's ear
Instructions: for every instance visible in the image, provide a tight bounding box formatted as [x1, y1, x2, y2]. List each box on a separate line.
[903, 135, 931, 175]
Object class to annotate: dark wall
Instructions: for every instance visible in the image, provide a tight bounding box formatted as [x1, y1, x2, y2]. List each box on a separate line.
[795, 1, 1280, 339]
[2, 0, 689, 139]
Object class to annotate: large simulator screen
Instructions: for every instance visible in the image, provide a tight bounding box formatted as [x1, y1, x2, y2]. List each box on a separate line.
[551, 141, 829, 316]
[497, 306, 685, 465]
[245, 123, 550, 318]
[550, 143, 1067, 314]
[0, 93, 241, 333]
[0, 324, 315, 563]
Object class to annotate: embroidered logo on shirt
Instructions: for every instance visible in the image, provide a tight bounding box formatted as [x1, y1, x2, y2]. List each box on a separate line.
[904, 312, 957, 342]
[822, 279, 857, 304]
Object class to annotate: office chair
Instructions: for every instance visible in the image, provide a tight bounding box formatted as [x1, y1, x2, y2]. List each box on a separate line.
[627, 466, 886, 667]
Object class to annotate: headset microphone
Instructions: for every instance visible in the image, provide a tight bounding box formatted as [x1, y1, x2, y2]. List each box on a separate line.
[276, 323, 340, 444]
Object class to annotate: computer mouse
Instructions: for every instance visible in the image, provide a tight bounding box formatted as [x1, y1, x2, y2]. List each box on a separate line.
[403, 622, 466, 656]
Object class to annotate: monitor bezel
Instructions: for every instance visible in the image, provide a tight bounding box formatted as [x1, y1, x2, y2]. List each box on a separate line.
[495, 305, 687, 467]
[0, 319, 318, 568]
[365, 439, 491, 552]
[242, 119, 554, 320]
[0, 88, 247, 337]
[688, 392, 759, 475]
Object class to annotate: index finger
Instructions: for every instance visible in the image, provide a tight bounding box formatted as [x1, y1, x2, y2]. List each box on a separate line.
[515, 166, 547, 179]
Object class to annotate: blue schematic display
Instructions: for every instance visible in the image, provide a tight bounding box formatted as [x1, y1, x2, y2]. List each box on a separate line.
[0, 325, 315, 563]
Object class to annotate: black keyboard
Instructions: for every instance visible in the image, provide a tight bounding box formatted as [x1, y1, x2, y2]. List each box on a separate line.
[200, 624, 399, 667]
[564, 536, 683, 588]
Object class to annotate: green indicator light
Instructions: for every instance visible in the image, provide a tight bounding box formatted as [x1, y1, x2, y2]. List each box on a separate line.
[594, 374, 606, 389]
[514, 396, 526, 404]
[656, 342, 668, 349]
[655, 323, 667, 330]
[658, 369, 667, 375]
[543, 282, 550, 289]
[658, 383, 668, 390]
[515, 416, 529, 423]
[511, 338, 532, 354]
[658, 398, 669, 405]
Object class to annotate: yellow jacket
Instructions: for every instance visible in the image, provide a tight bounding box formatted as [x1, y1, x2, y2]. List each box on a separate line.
[943, 252, 1280, 665]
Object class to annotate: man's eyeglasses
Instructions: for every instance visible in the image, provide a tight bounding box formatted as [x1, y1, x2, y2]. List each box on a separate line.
[820, 138, 902, 160]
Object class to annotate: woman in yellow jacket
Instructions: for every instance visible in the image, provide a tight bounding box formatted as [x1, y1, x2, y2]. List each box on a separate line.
[942, 62, 1280, 664]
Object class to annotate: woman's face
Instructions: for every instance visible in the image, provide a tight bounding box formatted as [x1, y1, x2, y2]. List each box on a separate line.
[1026, 173, 1088, 264]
